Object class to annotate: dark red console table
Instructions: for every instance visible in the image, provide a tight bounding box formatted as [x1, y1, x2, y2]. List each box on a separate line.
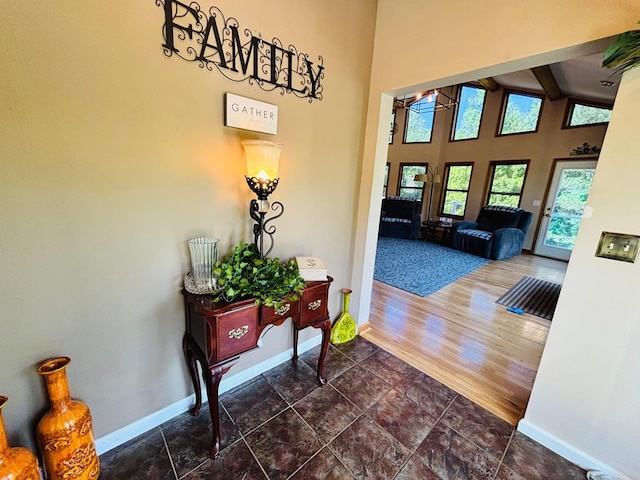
[181, 277, 333, 457]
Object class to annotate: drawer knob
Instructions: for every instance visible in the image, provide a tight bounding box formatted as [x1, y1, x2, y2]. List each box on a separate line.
[228, 325, 249, 340]
[308, 300, 322, 311]
[274, 303, 291, 316]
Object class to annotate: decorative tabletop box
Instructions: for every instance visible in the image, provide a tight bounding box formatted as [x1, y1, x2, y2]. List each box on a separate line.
[296, 257, 328, 281]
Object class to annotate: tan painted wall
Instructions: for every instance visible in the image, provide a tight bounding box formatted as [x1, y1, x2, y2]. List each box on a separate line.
[387, 88, 608, 250]
[0, 1, 376, 449]
[353, 0, 640, 477]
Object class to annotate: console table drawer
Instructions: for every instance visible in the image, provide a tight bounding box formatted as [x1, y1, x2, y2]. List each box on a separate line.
[299, 283, 329, 328]
[261, 299, 300, 325]
[215, 304, 259, 362]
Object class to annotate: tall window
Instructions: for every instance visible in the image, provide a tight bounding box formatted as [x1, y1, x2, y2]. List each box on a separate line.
[498, 91, 544, 136]
[403, 97, 436, 143]
[451, 85, 486, 141]
[441, 163, 474, 217]
[487, 161, 529, 207]
[398, 163, 428, 200]
[564, 99, 612, 128]
[389, 111, 396, 144]
[382, 163, 390, 197]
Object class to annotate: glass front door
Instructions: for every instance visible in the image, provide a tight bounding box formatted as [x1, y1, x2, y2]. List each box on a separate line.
[534, 159, 597, 261]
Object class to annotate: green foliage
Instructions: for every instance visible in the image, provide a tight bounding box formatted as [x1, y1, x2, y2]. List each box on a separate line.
[491, 164, 527, 194]
[401, 165, 426, 185]
[212, 242, 306, 307]
[487, 163, 528, 207]
[569, 104, 611, 127]
[398, 165, 426, 199]
[453, 87, 485, 140]
[488, 193, 520, 208]
[405, 109, 434, 143]
[603, 25, 640, 75]
[383, 164, 390, 197]
[543, 168, 595, 250]
[552, 169, 594, 216]
[442, 190, 468, 215]
[501, 95, 542, 135]
[442, 165, 472, 215]
[544, 218, 581, 249]
[446, 165, 472, 190]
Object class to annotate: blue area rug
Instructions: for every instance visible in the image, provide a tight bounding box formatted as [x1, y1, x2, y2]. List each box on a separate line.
[374, 237, 491, 297]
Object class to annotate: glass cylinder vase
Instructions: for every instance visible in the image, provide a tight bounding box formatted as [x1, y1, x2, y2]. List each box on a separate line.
[0, 396, 40, 480]
[36, 357, 99, 480]
[188, 237, 218, 292]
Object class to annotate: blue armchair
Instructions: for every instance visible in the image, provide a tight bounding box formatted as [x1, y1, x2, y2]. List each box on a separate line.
[452, 205, 533, 260]
[379, 196, 422, 240]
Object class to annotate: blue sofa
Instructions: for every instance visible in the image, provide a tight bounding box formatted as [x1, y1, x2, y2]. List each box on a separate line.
[379, 196, 422, 240]
[451, 205, 533, 260]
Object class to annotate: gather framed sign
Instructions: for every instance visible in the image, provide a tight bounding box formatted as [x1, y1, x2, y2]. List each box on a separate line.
[225, 93, 278, 134]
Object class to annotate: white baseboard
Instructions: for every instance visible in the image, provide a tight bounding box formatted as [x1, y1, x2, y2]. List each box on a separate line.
[95, 335, 323, 456]
[517, 419, 633, 480]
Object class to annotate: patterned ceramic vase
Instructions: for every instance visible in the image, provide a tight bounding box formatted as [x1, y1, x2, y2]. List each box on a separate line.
[0, 395, 40, 480]
[36, 357, 99, 480]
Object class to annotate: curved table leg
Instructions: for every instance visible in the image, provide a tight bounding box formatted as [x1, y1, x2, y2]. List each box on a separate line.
[292, 318, 332, 386]
[202, 359, 239, 458]
[292, 327, 300, 363]
[313, 318, 332, 386]
[182, 334, 202, 415]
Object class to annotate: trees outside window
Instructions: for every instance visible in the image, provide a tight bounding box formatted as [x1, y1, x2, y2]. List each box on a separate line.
[487, 161, 529, 207]
[498, 91, 544, 135]
[383, 163, 390, 197]
[398, 163, 428, 200]
[404, 97, 436, 143]
[545, 167, 595, 249]
[564, 99, 612, 127]
[451, 86, 486, 141]
[389, 111, 396, 144]
[441, 163, 473, 217]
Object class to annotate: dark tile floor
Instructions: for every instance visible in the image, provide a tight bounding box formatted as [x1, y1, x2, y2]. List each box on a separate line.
[100, 337, 587, 479]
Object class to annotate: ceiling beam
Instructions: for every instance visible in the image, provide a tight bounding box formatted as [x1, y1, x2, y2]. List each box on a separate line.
[477, 77, 500, 92]
[531, 65, 563, 101]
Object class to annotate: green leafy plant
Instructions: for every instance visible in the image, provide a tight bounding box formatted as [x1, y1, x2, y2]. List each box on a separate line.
[603, 24, 640, 75]
[212, 242, 306, 307]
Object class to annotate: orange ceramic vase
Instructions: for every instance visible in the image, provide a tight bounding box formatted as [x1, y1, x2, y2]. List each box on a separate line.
[0, 396, 40, 480]
[36, 357, 99, 480]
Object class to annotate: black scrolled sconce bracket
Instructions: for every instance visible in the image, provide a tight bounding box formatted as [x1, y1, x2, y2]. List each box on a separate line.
[250, 199, 284, 259]
[245, 176, 279, 200]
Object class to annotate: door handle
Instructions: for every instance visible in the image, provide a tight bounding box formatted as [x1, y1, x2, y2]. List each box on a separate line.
[544, 213, 551, 217]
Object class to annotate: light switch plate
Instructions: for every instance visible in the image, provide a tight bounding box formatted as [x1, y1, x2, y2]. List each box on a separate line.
[595, 232, 640, 263]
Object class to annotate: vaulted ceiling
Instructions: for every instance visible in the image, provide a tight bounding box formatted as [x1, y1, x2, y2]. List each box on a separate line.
[487, 52, 619, 103]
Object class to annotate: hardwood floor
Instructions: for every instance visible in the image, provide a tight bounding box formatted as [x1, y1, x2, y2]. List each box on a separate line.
[360, 253, 567, 426]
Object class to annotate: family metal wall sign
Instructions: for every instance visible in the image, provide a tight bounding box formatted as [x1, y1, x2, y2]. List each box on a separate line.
[158, 0, 325, 102]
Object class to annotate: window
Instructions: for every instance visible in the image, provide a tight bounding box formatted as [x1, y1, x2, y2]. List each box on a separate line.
[389, 111, 396, 144]
[498, 91, 544, 135]
[403, 97, 436, 143]
[564, 99, 612, 128]
[441, 163, 474, 217]
[451, 85, 486, 141]
[383, 163, 390, 197]
[397, 163, 428, 200]
[486, 161, 529, 207]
